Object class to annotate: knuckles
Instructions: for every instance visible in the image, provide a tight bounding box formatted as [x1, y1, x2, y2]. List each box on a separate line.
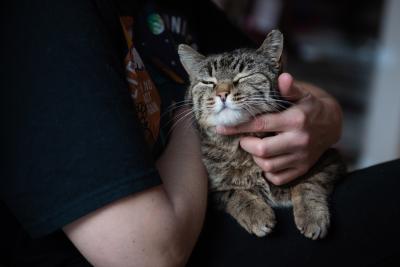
[254, 142, 268, 157]
[253, 117, 267, 132]
[291, 109, 307, 129]
[266, 174, 287, 186]
[261, 160, 274, 172]
[296, 133, 311, 148]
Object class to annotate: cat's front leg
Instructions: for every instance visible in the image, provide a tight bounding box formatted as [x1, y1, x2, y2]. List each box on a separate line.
[218, 189, 276, 237]
[291, 182, 331, 240]
[291, 149, 345, 240]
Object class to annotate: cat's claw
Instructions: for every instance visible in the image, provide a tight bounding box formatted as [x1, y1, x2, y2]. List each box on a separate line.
[261, 225, 272, 233]
[252, 225, 273, 237]
[301, 222, 327, 240]
[295, 212, 330, 240]
[234, 200, 276, 237]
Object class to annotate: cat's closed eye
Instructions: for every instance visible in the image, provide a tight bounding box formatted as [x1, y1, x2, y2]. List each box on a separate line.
[200, 80, 216, 87]
[234, 73, 268, 84]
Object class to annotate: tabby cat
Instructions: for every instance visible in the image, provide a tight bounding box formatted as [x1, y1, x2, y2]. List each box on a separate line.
[178, 30, 346, 240]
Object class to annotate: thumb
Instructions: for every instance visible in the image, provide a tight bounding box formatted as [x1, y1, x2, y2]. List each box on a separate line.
[278, 73, 307, 102]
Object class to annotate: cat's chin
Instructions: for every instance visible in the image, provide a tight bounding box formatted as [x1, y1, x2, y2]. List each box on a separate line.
[207, 109, 251, 127]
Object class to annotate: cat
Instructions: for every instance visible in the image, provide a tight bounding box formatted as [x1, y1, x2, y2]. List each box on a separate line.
[177, 30, 346, 240]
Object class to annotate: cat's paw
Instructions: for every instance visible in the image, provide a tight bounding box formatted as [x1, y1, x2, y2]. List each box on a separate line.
[237, 200, 276, 237]
[294, 210, 330, 240]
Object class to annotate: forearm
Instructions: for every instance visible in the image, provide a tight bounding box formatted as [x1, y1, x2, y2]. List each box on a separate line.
[156, 114, 209, 264]
[63, 116, 208, 267]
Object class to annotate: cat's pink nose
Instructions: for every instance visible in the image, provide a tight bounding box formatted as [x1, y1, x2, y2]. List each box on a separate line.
[216, 83, 232, 103]
[217, 92, 229, 102]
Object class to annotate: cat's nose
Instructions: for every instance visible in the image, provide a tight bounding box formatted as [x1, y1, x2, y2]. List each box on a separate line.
[216, 83, 232, 102]
[217, 91, 229, 102]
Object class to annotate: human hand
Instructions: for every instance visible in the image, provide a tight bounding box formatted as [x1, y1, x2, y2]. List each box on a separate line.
[216, 73, 343, 185]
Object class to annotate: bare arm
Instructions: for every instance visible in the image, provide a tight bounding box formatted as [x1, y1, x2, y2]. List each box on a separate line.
[63, 112, 208, 267]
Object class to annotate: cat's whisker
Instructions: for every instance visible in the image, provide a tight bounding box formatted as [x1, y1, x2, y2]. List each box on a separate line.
[267, 103, 283, 113]
[241, 104, 257, 120]
[241, 99, 283, 113]
[163, 110, 197, 132]
[266, 97, 293, 104]
[166, 109, 196, 137]
[266, 99, 291, 110]
[235, 101, 259, 117]
[245, 97, 293, 108]
[161, 102, 194, 119]
[181, 114, 197, 135]
[163, 109, 191, 129]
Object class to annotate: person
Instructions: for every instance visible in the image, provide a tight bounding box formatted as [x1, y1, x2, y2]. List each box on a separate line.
[1, 1, 399, 267]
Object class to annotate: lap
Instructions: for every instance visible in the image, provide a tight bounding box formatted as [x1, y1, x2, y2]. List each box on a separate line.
[188, 159, 400, 267]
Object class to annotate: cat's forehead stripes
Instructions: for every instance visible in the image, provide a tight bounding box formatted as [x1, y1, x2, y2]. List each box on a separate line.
[233, 72, 252, 82]
[218, 54, 236, 68]
[230, 57, 241, 71]
[204, 51, 260, 78]
[211, 60, 218, 76]
[238, 61, 246, 73]
[206, 63, 213, 77]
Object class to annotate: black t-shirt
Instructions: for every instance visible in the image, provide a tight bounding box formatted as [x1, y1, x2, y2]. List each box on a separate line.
[0, 0, 252, 265]
[1, 0, 165, 238]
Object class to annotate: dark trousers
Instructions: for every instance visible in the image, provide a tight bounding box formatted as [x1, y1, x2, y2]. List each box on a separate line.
[187, 159, 400, 267]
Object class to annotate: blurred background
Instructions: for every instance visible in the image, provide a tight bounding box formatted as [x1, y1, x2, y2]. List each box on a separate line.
[213, 0, 400, 170]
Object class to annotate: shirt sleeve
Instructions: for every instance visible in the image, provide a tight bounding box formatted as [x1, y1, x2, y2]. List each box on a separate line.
[0, 0, 161, 238]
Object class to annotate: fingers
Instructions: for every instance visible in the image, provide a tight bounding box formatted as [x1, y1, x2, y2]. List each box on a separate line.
[239, 132, 313, 186]
[217, 106, 309, 135]
[278, 73, 308, 102]
[240, 133, 311, 186]
[239, 133, 309, 158]
[253, 153, 302, 173]
[215, 115, 282, 134]
[264, 168, 307, 186]
[278, 73, 295, 97]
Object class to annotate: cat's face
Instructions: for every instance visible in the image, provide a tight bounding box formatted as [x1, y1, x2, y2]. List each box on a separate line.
[178, 30, 284, 128]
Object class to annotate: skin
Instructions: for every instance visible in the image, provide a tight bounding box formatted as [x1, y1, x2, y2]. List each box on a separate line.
[62, 71, 341, 264]
[216, 72, 343, 185]
[63, 112, 208, 267]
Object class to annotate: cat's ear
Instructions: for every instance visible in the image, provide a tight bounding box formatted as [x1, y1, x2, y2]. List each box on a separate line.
[257, 30, 284, 62]
[178, 44, 205, 76]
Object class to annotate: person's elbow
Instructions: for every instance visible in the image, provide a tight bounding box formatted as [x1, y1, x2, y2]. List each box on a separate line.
[156, 234, 188, 267]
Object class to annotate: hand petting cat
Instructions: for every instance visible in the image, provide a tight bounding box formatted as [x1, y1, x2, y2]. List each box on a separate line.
[216, 72, 343, 186]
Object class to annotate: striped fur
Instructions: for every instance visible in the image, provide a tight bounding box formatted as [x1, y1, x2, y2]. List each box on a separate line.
[178, 30, 346, 239]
